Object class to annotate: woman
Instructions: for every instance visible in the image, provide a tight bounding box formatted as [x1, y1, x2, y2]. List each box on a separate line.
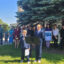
[45, 24, 52, 49]
[52, 24, 59, 48]
[9, 27, 14, 44]
[14, 26, 20, 48]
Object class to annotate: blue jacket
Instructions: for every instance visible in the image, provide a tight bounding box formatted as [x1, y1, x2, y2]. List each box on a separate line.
[34, 30, 43, 46]
[0, 27, 3, 38]
[35, 30, 43, 39]
[20, 36, 30, 49]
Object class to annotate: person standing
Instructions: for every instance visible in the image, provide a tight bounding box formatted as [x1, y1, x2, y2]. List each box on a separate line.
[34, 24, 43, 63]
[5, 31, 9, 44]
[0, 25, 3, 45]
[9, 27, 14, 44]
[60, 24, 64, 49]
[52, 24, 59, 48]
[45, 24, 52, 49]
[27, 26, 34, 36]
[14, 26, 20, 48]
[20, 29, 30, 63]
[41, 25, 45, 46]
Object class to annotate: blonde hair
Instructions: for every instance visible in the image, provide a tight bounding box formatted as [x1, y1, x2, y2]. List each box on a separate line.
[22, 30, 27, 34]
[37, 24, 42, 28]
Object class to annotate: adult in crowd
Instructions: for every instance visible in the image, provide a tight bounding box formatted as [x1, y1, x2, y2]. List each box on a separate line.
[60, 24, 64, 49]
[27, 26, 34, 37]
[45, 24, 52, 49]
[5, 31, 9, 44]
[0, 24, 3, 45]
[27, 26, 34, 57]
[9, 27, 14, 44]
[52, 24, 59, 48]
[14, 26, 20, 48]
[41, 25, 45, 46]
[34, 24, 43, 63]
[20, 29, 30, 63]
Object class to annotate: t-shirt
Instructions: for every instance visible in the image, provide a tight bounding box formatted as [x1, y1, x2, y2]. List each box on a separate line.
[52, 28, 59, 36]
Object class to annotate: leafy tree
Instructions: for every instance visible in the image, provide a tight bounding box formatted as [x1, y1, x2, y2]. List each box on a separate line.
[0, 19, 9, 32]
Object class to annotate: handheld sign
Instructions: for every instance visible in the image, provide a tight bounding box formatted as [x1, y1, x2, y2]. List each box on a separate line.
[45, 31, 52, 41]
[25, 49, 30, 56]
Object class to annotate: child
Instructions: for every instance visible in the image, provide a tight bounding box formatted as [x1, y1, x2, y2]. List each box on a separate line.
[20, 29, 30, 63]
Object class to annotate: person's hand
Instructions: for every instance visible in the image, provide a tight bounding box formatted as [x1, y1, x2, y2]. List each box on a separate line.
[55, 36, 57, 39]
[23, 37, 25, 40]
[28, 48, 30, 50]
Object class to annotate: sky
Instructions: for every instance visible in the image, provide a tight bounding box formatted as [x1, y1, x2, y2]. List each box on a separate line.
[0, 0, 18, 25]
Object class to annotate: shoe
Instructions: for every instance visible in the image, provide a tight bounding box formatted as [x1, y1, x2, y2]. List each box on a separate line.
[38, 60, 41, 63]
[34, 60, 37, 62]
[27, 60, 30, 64]
[20, 60, 23, 63]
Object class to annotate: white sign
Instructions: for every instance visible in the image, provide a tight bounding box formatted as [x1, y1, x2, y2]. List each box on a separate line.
[25, 49, 30, 56]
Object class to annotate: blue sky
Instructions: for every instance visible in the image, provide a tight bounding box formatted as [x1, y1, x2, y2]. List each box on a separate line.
[0, 0, 17, 25]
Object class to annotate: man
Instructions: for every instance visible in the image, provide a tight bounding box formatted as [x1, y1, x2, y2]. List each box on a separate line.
[34, 24, 43, 63]
[0, 25, 3, 45]
[27, 26, 34, 37]
[41, 25, 45, 48]
[60, 24, 64, 49]
[20, 29, 30, 63]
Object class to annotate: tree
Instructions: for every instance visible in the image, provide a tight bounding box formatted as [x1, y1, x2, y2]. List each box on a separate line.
[17, 0, 64, 25]
[0, 19, 9, 32]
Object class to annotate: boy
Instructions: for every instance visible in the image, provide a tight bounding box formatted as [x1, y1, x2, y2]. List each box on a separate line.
[20, 29, 30, 63]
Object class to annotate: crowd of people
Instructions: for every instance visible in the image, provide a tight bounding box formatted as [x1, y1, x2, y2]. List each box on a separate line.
[0, 23, 64, 63]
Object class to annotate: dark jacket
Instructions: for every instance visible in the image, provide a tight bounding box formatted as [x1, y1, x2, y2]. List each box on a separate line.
[20, 36, 30, 49]
[34, 30, 43, 39]
[60, 28, 64, 39]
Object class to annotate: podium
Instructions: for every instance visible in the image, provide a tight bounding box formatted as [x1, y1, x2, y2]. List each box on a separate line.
[26, 36, 40, 45]
[25, 36, 40, 64]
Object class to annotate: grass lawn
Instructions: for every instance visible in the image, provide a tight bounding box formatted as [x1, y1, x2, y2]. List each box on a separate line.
[0, 44, 64, 64]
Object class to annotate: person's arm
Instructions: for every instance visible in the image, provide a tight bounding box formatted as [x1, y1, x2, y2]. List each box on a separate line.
[58, 30, 60, 44]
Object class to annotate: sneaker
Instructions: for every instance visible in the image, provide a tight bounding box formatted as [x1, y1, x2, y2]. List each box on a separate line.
[20, 60, 23, 63]
[38, 60, 41, 63]
[34, 60, 37, 62]
[27, 60, 30, 64]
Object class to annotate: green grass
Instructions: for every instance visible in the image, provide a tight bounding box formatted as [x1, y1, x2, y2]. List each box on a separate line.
[0, 44, 64, 64]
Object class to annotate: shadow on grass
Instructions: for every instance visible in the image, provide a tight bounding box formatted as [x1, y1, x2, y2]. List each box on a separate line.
[0, 44, 64, 63]
[0, 60, 29, 63]
[0, 60, 20, 63]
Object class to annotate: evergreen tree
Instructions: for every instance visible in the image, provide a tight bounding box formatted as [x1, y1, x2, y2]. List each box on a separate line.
[17, 0, 64, 25]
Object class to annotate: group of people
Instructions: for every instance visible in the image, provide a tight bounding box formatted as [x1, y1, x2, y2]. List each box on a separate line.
[19, 24, 64, 63]
[0, 25, 20, 46]
[0, 23, 64, 63]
